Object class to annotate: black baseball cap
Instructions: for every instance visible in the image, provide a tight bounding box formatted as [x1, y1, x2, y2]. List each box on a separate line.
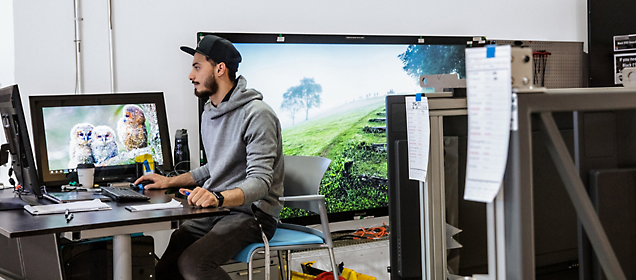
[180, 35, 242, 73]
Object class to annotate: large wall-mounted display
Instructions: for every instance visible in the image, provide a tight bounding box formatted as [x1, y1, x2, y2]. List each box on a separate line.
[196, 32, 475, 226]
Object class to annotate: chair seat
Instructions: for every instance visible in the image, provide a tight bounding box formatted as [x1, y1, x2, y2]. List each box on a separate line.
[233, 228, 324, 263]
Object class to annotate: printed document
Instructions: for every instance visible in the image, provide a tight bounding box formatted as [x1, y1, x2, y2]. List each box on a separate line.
[405, 96, 430, 182]
[464, 45, 512, 203]
[25, 199, 111, 215]
[125, 198, 183, 212]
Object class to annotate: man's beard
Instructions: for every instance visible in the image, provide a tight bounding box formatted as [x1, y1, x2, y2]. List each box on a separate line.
[194, 73, 219, 100]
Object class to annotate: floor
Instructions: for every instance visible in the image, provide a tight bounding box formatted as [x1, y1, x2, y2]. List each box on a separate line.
[289, 217, 392, 279]
[290, 239, 390, 280]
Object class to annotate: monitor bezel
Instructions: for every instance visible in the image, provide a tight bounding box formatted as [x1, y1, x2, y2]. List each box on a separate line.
[29, 92, 173, 187]
[0, 84, 42, 198]
[203, 32, 478, 45]
[198, 32, 477, 225]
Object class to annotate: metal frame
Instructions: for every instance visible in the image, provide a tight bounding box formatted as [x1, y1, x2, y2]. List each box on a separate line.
[422, 96, 473, 279]
[503, 87, 636, 280]
[424, 95, 507, 280]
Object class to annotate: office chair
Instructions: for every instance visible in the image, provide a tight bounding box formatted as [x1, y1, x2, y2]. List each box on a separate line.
[232, 155, 339, 280]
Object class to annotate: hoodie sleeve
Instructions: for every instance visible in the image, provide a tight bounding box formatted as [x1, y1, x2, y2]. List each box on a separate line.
[189, 163, 211, 186]
[236, 102, 281, 205]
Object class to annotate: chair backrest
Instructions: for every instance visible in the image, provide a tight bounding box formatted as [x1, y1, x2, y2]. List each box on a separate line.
[282, 155, 331, 213]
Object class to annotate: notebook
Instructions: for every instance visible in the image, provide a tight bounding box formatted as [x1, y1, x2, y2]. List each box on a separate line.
[24, 199, 112, 215]
[44, 191, 111, 204]
[125, 199, 183, 212]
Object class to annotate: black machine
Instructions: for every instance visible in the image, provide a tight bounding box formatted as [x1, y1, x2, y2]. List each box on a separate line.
[173, 129, 190, 173]
[386, 94, 579, 278]
[386, 94, 471, 278]
[0, 84, 42, 208]
[588, 0, 636, 87]
[575, 110, 636, 279]
[60, 235, 155, 280]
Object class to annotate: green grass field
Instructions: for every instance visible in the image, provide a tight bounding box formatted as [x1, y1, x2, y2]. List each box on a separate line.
[281, 99, 388, 218]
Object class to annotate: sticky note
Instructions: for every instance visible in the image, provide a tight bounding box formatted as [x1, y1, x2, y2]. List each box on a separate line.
[486, 45, 496, 58]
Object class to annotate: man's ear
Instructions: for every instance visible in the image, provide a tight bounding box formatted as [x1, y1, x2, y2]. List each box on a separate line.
[216, 62, 227, 77]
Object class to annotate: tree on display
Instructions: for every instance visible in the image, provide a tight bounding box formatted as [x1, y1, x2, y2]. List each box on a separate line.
[280, 77, 323, 122]
[280, 88, 303, 125]
[398, 45, 466, 80]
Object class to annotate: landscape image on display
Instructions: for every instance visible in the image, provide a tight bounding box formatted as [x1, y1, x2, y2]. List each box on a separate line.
[235, 43, 465, 219]
[42, 103, 164, 173]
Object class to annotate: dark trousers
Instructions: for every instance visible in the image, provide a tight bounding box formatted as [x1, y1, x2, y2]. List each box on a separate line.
[156, 207, 277, 280]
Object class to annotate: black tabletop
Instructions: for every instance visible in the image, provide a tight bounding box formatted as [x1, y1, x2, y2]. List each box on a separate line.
[0, 188, 228, 238]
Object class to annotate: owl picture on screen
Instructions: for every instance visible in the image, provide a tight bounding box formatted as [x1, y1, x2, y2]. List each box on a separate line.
[68, 122, 95, 168]
[117, 104, 148, 151]
[91, 125, 119, 164]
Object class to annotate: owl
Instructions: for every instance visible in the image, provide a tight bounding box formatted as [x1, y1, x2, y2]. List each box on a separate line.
[91, 125, 119, 164]
[68, 123, 95, 168]
[117, 104, 148, 151]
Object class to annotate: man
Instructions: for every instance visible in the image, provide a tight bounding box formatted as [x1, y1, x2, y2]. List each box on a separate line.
[135, 35, 284, 280]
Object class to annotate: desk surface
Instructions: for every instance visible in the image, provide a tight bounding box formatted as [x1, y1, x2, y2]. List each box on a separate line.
[0, 189, 228, 238]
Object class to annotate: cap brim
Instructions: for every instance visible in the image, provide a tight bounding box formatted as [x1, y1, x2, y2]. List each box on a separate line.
[180, 46, 196, 56]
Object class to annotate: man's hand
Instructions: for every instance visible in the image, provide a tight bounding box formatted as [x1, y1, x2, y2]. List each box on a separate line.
[134, 172, 196, 190]
[180, 187, 218, 208]
[134, 174, 171, 190]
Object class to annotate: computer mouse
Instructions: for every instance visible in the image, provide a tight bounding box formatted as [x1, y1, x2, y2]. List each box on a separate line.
[138, 180, 153, 185]
[135, 180, 153, 190]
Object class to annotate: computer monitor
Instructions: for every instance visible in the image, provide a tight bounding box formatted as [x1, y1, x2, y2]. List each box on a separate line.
[198, 32, 475, 225]
[0, 85, 42, 205]
[30, 92, 173, 187]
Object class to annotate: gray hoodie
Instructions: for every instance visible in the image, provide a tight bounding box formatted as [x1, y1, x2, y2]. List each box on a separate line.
[189, 76, 284, 218]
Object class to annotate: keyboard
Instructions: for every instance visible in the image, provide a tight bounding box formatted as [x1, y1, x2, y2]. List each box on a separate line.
[100, 186, 151, 202]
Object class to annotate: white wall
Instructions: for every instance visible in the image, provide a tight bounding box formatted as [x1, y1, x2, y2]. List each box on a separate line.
[12, 0, 587, 171]
[0, 0, 14, 186]
[0, 0, 13, 88]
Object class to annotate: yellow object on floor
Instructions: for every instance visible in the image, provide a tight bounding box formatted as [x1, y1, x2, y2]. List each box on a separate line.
[291, 270, 317, 280]
[340, 268, 376, 280]
[298, 261, 376, 280]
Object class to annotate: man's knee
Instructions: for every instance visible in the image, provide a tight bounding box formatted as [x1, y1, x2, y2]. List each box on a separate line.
[177, 247, 220, 275]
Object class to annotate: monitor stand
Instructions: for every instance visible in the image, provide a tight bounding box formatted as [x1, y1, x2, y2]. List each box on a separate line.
[0, 197, 27, 211]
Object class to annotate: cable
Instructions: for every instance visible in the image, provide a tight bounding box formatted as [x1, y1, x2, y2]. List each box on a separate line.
[165, 161, 191, 177]
[173, 160, 191, 171]
[332, 222, 390, 241]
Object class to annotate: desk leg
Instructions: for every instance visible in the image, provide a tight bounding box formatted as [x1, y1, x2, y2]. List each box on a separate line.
[113, 234, 132, 280]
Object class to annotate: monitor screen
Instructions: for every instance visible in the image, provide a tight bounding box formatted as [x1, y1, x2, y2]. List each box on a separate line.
[0, 85, 41, 199]
[30, 92, 173, 187]
[199, 33, 473, 224]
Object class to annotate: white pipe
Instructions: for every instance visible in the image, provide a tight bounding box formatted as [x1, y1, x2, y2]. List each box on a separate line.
[113, 234, 132, 280]
[73, 0, 82, 94]
[107, 0, 115, 93]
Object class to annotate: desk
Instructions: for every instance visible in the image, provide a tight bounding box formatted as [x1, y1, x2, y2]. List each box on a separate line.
[0, 189, 228, 280]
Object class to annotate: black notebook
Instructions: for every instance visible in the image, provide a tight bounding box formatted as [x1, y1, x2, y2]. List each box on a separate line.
[44, 191, 111, 204]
